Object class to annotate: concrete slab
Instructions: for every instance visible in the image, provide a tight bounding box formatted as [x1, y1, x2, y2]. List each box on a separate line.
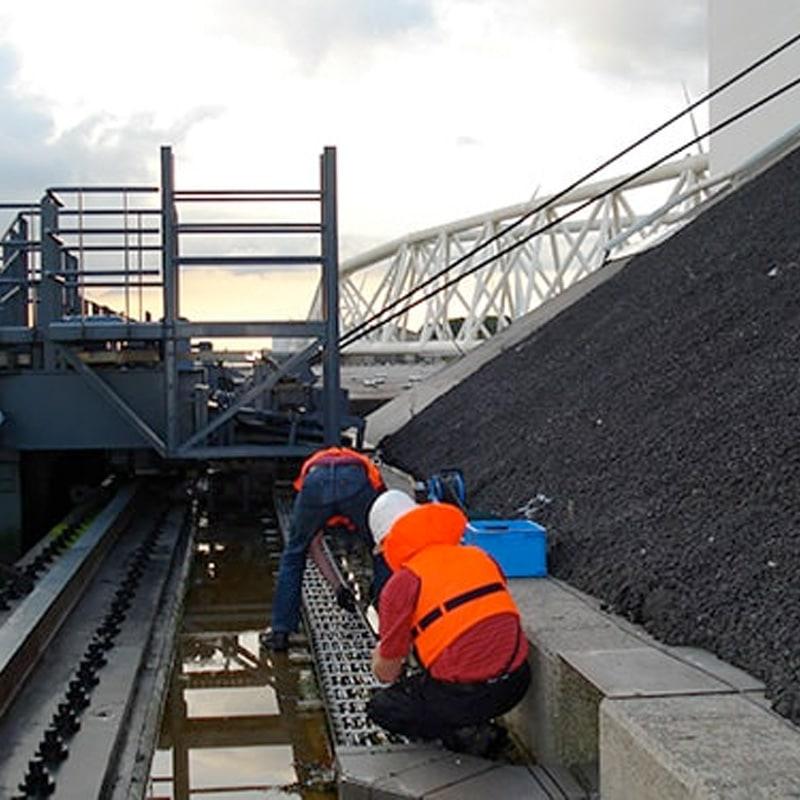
[426, 765, 551, 799]
[337, 746, 448, 785]
[560, 647, 732, 698]
[664, 646, 765, 693]
[600, 694, 800, 799]
[503, 577, 777, 794]
[337, 746, 492, 799]
[371, 751, 495, 799]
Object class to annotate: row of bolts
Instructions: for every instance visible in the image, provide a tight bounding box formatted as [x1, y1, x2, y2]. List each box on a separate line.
[13, 511, 168, 800]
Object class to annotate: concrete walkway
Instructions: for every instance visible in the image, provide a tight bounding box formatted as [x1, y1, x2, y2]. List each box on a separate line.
[506, 576, 800, 798]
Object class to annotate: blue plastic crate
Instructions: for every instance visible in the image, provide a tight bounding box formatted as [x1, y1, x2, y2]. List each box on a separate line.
[462, 519, 548, 577]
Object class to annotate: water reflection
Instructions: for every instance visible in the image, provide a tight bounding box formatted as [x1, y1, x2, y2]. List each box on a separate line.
[147, 501, 335, 800]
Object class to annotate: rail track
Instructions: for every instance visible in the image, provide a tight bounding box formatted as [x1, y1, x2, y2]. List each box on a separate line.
[0, 480, 195, 800]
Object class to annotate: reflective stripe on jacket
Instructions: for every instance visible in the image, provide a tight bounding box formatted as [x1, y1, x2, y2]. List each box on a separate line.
[404, 543, 520, 669]
[293, 447, 385, 492]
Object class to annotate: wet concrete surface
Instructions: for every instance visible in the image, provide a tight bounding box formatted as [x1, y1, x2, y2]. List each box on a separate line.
[147, 485, 336, 800]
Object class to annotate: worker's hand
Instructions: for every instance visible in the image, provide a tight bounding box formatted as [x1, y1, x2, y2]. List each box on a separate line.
[336, 586, 357, 613]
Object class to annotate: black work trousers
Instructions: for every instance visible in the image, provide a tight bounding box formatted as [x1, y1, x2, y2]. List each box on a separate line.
[366, 660, 531, 741]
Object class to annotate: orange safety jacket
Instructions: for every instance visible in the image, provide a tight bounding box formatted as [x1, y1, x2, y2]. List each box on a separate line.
[404, 543, 520, 669]
[293, 447, 385, 493]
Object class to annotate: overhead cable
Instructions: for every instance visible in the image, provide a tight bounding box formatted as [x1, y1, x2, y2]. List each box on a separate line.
[340, 70, 800, 348]
[339, 31, 800, 349]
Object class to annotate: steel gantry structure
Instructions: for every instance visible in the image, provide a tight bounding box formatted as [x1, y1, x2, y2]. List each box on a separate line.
[0, 146, 349, 463]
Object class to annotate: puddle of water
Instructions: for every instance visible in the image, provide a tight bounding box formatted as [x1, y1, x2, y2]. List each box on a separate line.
[146, 493, 336, 800]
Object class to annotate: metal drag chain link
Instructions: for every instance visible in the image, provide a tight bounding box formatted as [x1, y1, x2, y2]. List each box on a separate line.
[273, 492, 407, 749]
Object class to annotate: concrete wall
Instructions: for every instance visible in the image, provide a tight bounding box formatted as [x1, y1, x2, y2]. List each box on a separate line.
[709, 0, 800, 176]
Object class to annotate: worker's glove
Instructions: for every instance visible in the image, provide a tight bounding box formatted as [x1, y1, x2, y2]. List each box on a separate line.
[336, 586, 357, 613]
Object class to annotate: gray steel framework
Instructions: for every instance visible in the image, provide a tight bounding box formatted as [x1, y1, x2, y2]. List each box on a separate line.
[0, 146, 345, 460]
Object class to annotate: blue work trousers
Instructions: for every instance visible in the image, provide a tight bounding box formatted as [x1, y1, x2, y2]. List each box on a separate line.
[271, 463, 388, 633]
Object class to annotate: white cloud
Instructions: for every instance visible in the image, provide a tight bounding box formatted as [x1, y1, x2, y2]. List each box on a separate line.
[0, 43, 220, 203]
[201, 0, 437, 69]
[485, 0, 706, 87]
[0, 1, 708, 247]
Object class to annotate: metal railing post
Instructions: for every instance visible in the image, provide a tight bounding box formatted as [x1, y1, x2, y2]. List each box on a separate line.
[40, 194, 62, 369]
[161, 146, 180, 455]
[320, 147, 341, 445]
[1, 216, 29, 327]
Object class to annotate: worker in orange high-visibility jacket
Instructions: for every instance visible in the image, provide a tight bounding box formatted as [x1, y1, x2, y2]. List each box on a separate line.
[366, 490, 531, 758]
[263, 447, 389, 652]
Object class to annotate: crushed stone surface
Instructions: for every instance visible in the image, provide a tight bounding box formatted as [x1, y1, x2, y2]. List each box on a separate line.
[379, 146, 800, 723]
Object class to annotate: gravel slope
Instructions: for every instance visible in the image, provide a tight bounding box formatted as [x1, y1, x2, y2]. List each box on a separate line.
[380, 146, 800, 722]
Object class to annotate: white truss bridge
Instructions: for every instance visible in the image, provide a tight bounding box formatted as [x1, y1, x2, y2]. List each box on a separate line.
[313, 151, 732, 359]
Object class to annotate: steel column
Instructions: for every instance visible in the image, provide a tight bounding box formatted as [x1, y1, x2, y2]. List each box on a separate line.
[320, 147, 341, 445]
[161, 147, 180, 455]
[39, 194, 62, 370]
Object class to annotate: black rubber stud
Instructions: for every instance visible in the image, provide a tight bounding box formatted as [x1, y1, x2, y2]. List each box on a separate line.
[76, 664, 99, 688]
[52, 706, 81, 737]
[37, 730, 68, 764]
[65, 683, 90, 711]
[18, 758, 55, 796]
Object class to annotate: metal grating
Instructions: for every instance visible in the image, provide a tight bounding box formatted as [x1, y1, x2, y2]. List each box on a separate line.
[274, 491, 407, 749]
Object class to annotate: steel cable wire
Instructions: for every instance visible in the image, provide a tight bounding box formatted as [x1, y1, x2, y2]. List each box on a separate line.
[338, 32, 800, 350]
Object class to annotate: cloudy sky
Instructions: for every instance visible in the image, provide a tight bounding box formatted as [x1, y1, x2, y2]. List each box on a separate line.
[0, 0, 707, 320]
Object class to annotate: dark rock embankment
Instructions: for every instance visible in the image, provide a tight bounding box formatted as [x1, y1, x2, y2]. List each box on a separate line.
[380, 146, 800, 722]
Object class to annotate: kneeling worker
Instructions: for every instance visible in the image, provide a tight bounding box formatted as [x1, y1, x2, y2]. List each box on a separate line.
[366, 490, 531, 757]
[263, 446, 390, 651]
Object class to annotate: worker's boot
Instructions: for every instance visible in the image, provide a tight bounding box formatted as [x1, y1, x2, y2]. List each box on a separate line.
[260, 629, 289, 652]
[442, 722, 507, 758]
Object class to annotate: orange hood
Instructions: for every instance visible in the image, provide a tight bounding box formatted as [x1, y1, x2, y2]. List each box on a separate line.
[382, 503, 467, 572]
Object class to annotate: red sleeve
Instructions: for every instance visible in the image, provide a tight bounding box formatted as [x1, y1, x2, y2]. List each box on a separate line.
[377, 568, 420, 660]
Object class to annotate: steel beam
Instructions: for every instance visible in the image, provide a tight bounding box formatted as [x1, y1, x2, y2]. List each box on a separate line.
[59, 346, 167, 457]
[45, 320, 327, 341]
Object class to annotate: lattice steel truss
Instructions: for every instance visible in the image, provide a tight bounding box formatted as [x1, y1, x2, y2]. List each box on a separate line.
[314, 153, 729, 357]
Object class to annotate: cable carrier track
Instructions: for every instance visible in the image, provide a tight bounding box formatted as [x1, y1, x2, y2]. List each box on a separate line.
[273, 487, 408, 751]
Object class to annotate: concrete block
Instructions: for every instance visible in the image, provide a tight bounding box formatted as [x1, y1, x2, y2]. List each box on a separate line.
[600, 695, 800, 800]
[505, 578, 643, 783]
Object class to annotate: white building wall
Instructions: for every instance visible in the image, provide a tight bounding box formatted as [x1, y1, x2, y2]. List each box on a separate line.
[709, 0, 800, 176]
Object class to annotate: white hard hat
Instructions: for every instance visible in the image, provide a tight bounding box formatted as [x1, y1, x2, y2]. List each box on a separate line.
[368, 489, 416, 547]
